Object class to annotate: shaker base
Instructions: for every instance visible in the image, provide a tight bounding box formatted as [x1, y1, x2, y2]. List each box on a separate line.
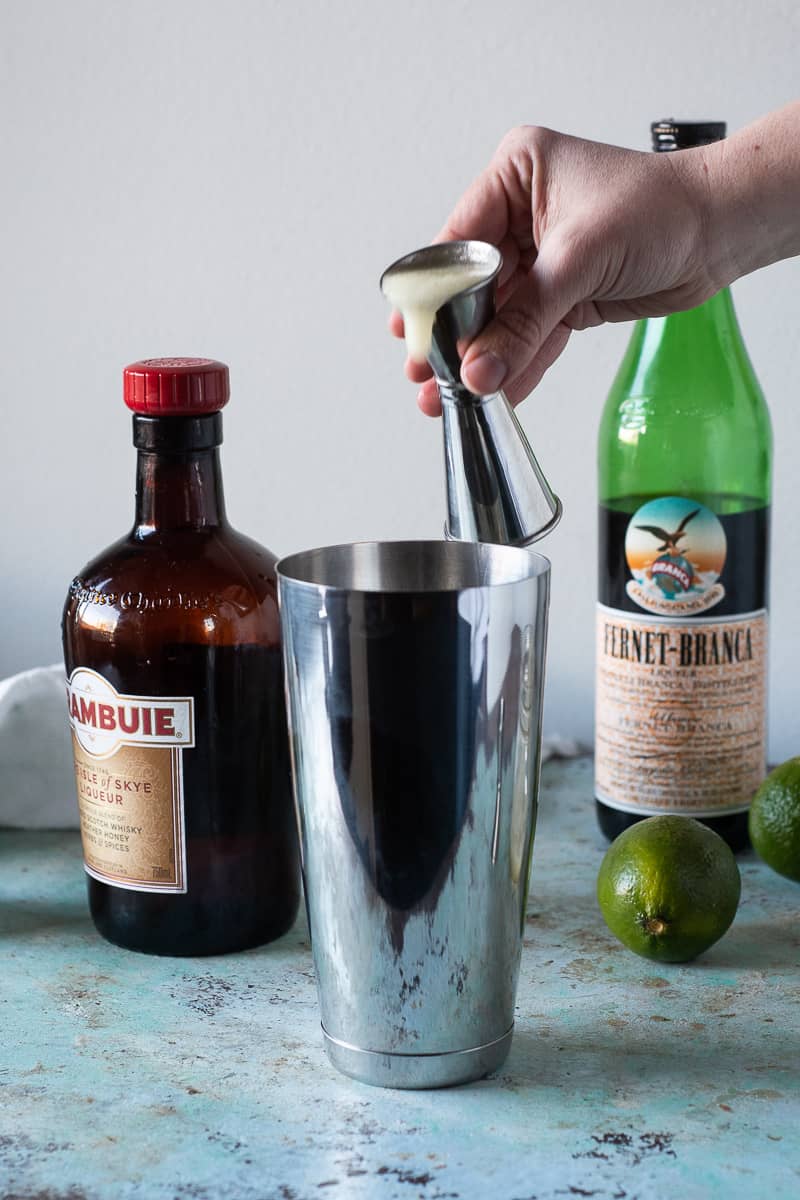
[321, 1024, 513, 1090]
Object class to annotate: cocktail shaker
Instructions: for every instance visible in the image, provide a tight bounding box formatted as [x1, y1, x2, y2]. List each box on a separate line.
[278, 540, 550, 1088]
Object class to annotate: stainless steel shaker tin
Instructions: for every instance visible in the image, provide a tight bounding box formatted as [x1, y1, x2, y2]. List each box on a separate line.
[277, 540, 550, 1088]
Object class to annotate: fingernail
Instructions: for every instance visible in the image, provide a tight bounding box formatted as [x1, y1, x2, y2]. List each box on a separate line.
[462, 351, 507, 394]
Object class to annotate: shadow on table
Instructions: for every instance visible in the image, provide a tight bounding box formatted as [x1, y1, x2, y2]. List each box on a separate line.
[490, 1019, 797, 1095]
[697, 916, 800, 971]
[0, 897, 90, 939]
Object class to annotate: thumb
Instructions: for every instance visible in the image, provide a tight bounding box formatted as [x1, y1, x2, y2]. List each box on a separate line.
[460, 240, 582, 395]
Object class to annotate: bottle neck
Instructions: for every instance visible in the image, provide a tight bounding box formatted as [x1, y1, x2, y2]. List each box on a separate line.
[132, 414, 227, 533]
[638, 287, 742, 356]
[624, 287, 750, 397]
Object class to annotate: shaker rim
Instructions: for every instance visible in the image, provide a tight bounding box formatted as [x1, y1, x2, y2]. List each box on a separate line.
[276, 538, 550, 596]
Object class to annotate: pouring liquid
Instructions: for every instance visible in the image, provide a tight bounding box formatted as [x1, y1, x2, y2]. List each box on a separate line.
[382, 261, 494, 362]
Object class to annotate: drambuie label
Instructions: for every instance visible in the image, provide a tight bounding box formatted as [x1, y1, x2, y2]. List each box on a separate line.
[67, 668, 194, 758]
[66, 667, 193, 893]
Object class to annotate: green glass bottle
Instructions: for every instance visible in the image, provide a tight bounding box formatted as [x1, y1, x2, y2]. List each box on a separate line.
[595, 120, 772, 852]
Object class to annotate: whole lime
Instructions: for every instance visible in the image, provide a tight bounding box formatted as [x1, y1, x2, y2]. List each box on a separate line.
[597, 815, 741, 962]
[749, 759, 800, 882]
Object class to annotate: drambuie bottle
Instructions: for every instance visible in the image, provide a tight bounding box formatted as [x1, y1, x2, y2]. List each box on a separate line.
[63, 358, 300, 953]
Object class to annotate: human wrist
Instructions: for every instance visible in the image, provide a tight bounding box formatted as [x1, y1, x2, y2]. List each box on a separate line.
[700, 138, 767, 285]
[696, 107, 800, 286]
[667, 141, 742, 291]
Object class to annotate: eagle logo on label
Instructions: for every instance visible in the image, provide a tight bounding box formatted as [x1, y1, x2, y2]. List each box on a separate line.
[625, 497, 727, 616]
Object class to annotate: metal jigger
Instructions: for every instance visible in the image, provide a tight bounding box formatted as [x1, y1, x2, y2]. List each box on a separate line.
[381, 240, 562, 546]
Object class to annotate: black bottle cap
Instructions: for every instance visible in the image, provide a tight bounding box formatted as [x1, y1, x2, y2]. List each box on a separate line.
[651, 119, 727, 151]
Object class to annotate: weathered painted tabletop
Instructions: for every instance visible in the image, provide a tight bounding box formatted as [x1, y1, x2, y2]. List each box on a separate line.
[1, 757, 797, 1200]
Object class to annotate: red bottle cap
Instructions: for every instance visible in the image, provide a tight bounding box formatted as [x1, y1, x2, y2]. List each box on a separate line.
[123, 358, 230, 416]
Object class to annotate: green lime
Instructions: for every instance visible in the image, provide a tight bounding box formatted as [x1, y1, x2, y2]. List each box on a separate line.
[597, 815, 741, 963]
[749, 759, 800, 882]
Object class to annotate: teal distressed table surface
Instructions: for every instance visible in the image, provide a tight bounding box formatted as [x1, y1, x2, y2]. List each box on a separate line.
[1, 757, 798, 1200]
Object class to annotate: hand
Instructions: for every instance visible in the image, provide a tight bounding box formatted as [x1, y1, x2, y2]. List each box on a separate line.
[391, 125, 723, 416]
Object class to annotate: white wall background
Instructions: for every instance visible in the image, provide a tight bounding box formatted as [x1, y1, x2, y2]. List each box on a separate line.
[1, 0, 798, 759]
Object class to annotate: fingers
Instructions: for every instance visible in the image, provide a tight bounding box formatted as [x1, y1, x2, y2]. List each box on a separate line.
[417, 320, 573, 415]
[503, 322, 573, 406]
[389, 226, 518, 343]
[434, 163, 511, 247]
[390, 129, 557, 411]
[416, 379, 441, 417]
[496, 235, 521, 288]
[390, 139, 527, 411]
[395, 232, 590, 412]
[460, 236, 584, 398]
[405, 356, 432, 384]
[460, 270, 552, 394]
[399, 239, 579, 411]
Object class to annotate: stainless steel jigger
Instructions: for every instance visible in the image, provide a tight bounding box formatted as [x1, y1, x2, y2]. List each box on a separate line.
[381, 240, 562, 545]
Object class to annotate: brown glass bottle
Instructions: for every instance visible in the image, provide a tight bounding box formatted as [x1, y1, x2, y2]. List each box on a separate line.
[62, 358, 300, 955]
